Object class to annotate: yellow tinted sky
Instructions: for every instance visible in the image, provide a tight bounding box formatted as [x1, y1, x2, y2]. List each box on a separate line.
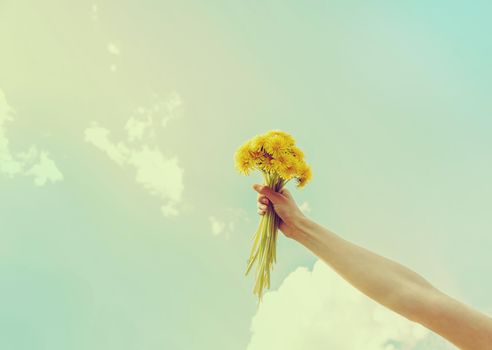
[1, 1, 491, 349]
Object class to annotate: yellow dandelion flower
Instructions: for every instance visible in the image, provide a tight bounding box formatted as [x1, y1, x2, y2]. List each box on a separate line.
[277, 154, 300, 180]
[259, 154, 275, 173]
[264, 134, 288, 158]
[250, 134, 269, 152]
[290, 146, 305, 160]
[270, 154, 287, 174]
[249, 150, 264, 164]
[233, 129, 312, 303]
[295, 163, 312, 188]
[266, 130, 295, 147]
[234, 142, 254, 175]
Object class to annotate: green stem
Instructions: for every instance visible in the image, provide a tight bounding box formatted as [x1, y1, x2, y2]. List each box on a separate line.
[246, 170, 285, 302]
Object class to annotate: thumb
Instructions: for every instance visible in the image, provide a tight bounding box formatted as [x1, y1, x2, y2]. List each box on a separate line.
[252, 184, 283, 204]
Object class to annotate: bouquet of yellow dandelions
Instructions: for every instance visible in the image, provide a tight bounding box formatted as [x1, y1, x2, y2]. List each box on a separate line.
[234, 130, 312, 302]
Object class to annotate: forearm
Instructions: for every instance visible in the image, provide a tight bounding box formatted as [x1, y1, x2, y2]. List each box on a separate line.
[293, 215, 437, 322]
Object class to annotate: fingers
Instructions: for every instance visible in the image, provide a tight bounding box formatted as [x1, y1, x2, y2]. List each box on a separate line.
[257, 193, 269, 205]
[253, 183, 293, 217]
[252, 183, 263, 193]
[252, 183, 282, 204]
[257, 197, 268, 215]
[258, 203, 267, 210]
[258, 204, 267, 215]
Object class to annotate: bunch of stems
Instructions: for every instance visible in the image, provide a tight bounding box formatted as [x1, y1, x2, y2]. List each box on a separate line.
[244, 171, 290, 303]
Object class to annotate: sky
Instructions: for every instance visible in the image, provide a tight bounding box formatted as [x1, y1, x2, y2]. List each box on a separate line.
[1, 1, 492, 349]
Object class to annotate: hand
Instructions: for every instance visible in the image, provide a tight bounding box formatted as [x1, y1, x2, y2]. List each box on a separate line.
[252, 183, 306, 240]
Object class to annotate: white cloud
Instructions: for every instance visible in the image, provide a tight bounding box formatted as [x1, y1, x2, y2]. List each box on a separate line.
[84, 94, 185, 217]
[107, 43, 120, 72]
[0, 89, 63, 185]
[247, 259, 455, 350]
[126, 92, 182, 139]
[24, 150, 64, 186]
[128, 145, 183, 203]
[91, 3, 98, 21]
[125, 114, 153, 142]
[0, 91, 23, 177]
[299, 201, 311, 213]
[209, 216, 226, 236]
[208, 207, 250, 239]
[84, 122, 130, 165]
[161, 201, 179, 218]
[160, 92, 182, 127]
[107, 42, 120, 56]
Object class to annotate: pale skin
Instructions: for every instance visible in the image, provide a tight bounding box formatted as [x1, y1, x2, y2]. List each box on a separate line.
[252, 183, 492, 350]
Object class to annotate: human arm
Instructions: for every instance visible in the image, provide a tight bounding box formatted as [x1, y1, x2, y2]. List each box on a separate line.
[293, 216, 492, 349]
[253, 184, 492, 350]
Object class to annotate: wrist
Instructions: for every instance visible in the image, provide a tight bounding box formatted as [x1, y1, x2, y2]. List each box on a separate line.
[292, 214, 314, 242]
